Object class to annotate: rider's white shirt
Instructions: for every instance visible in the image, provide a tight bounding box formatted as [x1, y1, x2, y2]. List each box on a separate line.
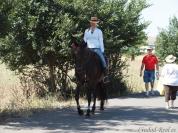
[84, 27, 104, 53]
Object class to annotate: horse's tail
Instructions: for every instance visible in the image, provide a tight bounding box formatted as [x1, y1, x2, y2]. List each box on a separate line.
[96, 82, 108, 102]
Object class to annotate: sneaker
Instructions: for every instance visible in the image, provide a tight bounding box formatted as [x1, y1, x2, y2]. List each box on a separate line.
[150, 91, 155, 95]
[170, 106, 175, 109]
[166, 105, 170, 109]
[165, 105, 174, 110]
[145, 91, 149, 96]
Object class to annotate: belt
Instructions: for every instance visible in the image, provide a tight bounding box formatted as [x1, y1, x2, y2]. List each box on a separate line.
[145, 69, 155, 71]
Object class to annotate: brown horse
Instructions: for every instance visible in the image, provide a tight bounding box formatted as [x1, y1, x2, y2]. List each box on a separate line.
[71, 40, 107, 116]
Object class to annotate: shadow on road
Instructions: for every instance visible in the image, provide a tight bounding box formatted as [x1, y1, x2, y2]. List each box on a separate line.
[109, 90, 164, 100]
[1, 105, 178, 133]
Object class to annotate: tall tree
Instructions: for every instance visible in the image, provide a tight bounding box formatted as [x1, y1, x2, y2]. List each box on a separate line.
[0, 0, 148, 96]
[156, 16, 178, 63]
[0, 0, 14, 37]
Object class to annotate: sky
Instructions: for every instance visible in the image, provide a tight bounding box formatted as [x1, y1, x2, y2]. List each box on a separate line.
[141, 0, 178, 37]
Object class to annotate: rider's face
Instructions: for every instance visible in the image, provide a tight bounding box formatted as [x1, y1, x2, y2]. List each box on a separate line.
[90, 22, 97, 28]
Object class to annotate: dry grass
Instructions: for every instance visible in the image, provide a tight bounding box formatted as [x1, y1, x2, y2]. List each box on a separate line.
[0, 63, 80, 118]
[0, 55, 159, 119]
[0, 64, 20, 111]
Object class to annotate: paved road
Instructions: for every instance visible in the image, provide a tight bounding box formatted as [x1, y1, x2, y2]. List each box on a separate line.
[0, 96, 178, 133]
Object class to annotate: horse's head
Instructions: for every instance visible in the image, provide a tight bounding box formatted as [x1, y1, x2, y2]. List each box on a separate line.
[71, 39, 90, 68]
[71, 39, 87, 55]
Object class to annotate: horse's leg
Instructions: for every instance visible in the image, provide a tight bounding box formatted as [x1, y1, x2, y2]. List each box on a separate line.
[99, 82, 106, 110]
[92, 85, 97, 114]
[86, 86, 92, 116]
[75, 84, 84, 115]
[100, 100, 104, 110]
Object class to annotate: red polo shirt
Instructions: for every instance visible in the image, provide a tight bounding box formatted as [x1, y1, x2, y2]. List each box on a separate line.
[142, 54, 158, 70]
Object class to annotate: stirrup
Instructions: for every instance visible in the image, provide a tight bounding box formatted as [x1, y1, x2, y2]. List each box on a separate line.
[103, 76, 110, 83]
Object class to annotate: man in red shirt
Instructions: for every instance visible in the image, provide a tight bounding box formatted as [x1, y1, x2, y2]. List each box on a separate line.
[140, 46, 159, 96]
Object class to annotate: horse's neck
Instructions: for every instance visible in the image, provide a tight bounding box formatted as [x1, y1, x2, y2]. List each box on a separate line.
[84, 48, 91, 57]
[76, 48, 103, 82]
[75, 48, 90, 65]
[82, 49, 91, 63]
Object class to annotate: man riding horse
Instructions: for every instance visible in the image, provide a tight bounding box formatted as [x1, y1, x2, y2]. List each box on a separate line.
[83, 17, 109, 83]
[71, 17, 109, 116]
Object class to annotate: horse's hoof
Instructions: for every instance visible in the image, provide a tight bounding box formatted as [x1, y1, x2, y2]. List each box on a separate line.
[85, 113, 90, 117]
[85, 109, 90, 117]
[91, 107, 95, 114]
[78, 110, 84, 116]
[100, 107, 104, 111]
[91, 110, 95, 115]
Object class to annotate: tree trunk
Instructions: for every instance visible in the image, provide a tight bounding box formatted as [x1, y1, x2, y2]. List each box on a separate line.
[61, 63, 69, 100]
[48, 60, 56, 93]
[131, 54, 135, 61]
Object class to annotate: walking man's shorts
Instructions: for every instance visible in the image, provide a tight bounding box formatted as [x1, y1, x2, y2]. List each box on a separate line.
[143, 70, 155, 83]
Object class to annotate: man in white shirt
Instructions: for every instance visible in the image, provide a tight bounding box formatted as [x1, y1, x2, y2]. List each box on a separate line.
[161, 55, 178, 109]
[84, 17, 108, 82]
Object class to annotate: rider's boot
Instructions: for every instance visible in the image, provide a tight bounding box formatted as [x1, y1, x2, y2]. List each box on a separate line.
[103, 68, 110, 83]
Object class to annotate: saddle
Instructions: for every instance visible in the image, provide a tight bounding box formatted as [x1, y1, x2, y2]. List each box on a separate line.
[89, 50, 110, 83]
